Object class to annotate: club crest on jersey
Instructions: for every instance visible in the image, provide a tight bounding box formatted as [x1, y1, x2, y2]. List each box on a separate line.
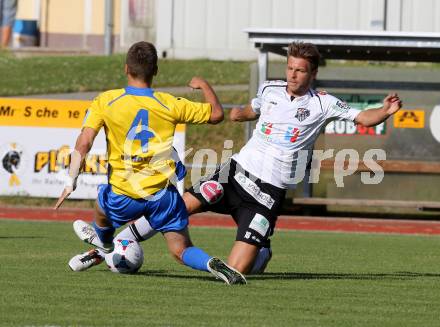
[295, 108, 310, 122]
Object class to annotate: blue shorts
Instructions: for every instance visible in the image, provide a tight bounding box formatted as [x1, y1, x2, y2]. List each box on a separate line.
[97, 184, 188, 232]
[0, 0, 17, 27]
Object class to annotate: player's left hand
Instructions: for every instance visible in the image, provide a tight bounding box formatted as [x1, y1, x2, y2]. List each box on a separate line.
[383, 93, 402, 116]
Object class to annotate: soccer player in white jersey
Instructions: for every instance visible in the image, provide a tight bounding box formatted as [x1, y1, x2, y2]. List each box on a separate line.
[78, 42, 402, 276]
[185, 41, 401, 274]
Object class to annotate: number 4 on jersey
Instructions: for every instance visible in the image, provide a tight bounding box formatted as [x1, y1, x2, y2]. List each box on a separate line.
[127, 109, 154, 153]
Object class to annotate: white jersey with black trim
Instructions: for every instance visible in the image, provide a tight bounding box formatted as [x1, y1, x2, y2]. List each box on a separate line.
[232, 80, 362, 189]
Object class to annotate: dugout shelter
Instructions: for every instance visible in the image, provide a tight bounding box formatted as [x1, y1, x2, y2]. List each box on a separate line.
[245, 29, 440, 212]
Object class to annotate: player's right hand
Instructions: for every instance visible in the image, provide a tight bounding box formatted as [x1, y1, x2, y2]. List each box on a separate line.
[383, 93, 402, 116]
[53, 186, 74, 210]
[53, 176, 77, 210]
[189, 76, 208, 90]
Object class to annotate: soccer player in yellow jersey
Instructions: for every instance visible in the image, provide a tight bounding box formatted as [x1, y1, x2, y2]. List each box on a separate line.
[54, 41, 246, 285]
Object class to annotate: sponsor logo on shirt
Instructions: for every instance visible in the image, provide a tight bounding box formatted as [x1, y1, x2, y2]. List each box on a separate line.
[234, 172, 275, 209]
[332, 101, 350, 113]
[251, 235, 262, 243]
[249, 213, 270, 237]
[295, 107, 310, 122]
[256, 125, 301, 146]
[284, 127, 300, 143]
[260, 122, 273, 135]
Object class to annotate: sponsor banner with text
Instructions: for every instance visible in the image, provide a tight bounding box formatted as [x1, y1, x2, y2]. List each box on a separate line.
[0, 98, 185, 198]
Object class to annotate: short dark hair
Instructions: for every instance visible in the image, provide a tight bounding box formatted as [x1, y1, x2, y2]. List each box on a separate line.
[126, 41, 158, 82]
[287, 42, 321, 71]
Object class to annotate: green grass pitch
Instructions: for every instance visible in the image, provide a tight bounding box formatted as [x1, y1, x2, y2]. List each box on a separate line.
[1, 219, 440, 327]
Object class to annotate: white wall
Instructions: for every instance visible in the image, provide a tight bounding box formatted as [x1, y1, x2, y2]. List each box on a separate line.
[155, 0, 440, 60]
[121, 0, 155, 49]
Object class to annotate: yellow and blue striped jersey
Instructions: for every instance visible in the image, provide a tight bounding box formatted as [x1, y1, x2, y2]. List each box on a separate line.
[83, 86, 211, 199]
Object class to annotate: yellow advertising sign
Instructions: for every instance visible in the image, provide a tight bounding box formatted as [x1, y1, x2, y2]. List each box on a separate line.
[394, 109, 425, 128]
[0, 98, 89, 128]
[0, 98, 185, 131]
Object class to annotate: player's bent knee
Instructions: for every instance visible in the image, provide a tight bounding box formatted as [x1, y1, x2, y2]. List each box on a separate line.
[182, 192, 202, 213]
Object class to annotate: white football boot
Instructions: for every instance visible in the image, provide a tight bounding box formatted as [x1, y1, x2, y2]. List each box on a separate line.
[73, 220, 113, 253]
[68, 249, 104, 272]
[207, 257, 247, 285]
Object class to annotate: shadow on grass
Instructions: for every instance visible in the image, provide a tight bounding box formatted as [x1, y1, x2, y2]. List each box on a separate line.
[100, 269, 440, 283]
[133, 270, 440, 282]
[248, 271, 440, 281]
[136, 270, 224, 282]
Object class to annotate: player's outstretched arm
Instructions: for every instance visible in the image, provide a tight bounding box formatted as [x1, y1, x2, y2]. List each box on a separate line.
[230, 104, 259, 122]
[53, 127, 98, 209]
[355, 93, 402, 127]
[189, 76, 224, 124]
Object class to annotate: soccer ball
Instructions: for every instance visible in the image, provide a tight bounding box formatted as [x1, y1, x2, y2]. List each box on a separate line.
[105, 239, 144, 274]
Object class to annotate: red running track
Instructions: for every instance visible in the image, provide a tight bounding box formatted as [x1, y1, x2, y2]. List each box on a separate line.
[1, 206, 440, 236]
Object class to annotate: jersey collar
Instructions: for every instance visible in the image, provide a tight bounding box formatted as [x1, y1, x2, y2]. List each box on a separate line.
[284, 88, 313, 102]
[125, 86, 154, 97]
